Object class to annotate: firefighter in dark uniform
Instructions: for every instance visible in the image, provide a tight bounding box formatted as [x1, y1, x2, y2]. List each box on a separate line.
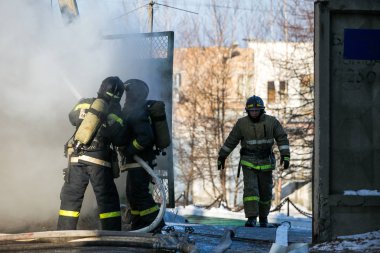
[217, 95, 290, 227]
[120, 79, 165, 232]
[57, 76, 125, 231]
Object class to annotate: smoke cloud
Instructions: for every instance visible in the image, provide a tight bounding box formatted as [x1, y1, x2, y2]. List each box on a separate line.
[0, 0, 138, 231]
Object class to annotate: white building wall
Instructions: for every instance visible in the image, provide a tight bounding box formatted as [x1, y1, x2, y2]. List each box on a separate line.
[247, 40, 313, 111]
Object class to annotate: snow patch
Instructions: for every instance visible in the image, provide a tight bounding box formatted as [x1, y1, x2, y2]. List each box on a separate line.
[172, 204, 312, 230]
[344, 189, 380, 196]
[173, 205, 246, 220]
[311, 230, 380, 252]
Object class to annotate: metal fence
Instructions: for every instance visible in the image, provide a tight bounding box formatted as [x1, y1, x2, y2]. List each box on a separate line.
[105, 31, 175, 208]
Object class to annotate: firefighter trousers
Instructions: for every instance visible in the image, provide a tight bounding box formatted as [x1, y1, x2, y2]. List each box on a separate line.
[126, 166, 163, 231]
[57, 164, 121, 230]
[242, 166, 273, 218]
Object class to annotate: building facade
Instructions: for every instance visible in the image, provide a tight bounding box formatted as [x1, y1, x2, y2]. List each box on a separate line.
[173, 41, 314, 207]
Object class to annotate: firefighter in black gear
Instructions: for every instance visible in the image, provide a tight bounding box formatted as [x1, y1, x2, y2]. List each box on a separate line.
[120, 79, 165, 232]
[217, 95, 290, 227]
[57, 76, 125, 231]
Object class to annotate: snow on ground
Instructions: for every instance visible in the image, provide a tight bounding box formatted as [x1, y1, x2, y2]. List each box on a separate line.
[344, 189, 380, 196]
[165, 205, 380, 252]
[168, 203, 312, 229]
[310, 230, 380, 252]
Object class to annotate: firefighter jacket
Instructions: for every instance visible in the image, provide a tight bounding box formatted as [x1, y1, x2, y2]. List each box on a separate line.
[69, 98, 124, 167]
[121, 100, 156, 163]
[218, 114, 290, 171]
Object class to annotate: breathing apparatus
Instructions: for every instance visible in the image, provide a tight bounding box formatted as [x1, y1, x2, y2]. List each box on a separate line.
[124, 79, 171, 155]
[73, 77, 124, 153]
[146, 100, 171, 155]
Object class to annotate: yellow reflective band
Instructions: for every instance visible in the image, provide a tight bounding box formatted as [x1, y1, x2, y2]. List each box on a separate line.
[131, 210, 140, 215]
[99, 211, 121, 219]
[244, 196, 260, 202]
[140, 205, 159, 216]
[132, 139, 144, 150]
[259, 200, 271, 205]
[241, 160, 273, 170]
[106, 91, 120, 98]
[108, 113, 124, 126]
[283, 156, 290, 161]
[59, 210, 80, 218]
[74, 103, 91, 111]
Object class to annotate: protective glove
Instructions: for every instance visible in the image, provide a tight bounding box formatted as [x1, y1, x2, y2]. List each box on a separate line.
[217, 156, 226, 170]
[280, 155, 290, 170]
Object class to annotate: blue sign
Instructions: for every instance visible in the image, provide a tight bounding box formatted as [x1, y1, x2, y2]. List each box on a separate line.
[344, 29, 380, 60]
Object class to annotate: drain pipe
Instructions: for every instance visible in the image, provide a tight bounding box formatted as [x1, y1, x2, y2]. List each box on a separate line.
[129, 155, 166, 233]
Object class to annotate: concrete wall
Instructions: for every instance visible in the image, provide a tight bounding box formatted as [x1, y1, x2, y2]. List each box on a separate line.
[314, 0, 380, 242]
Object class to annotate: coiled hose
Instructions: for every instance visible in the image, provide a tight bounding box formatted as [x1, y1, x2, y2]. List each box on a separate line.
[129, 155, 166, 233]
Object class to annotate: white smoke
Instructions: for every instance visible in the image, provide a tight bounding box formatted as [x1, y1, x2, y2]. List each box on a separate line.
[0, 0, 136, 231]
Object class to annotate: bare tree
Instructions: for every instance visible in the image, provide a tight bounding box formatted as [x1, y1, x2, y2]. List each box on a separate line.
[174, 0, 314, 210]
[267, 0, 314, 205]
[173, 0, 247, 205]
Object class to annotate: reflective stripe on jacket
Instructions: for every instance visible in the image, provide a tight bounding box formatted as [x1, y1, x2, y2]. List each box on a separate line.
[68, 98, 125, 166]
[218, 114, 290, 170]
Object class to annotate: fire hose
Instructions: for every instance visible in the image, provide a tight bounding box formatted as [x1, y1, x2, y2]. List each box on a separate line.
[129, 154, 166, 233]
[0, 156, 194, 252]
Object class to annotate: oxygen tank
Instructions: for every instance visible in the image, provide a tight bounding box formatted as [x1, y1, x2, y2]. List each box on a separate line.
[147, 100, 171, 149]
[74, 98, 108, 146]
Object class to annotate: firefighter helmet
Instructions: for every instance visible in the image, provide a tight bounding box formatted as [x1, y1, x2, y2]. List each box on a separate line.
[124, 79, 149, 102]
[245, 95, 265, 111]
[98, 76, 124, 102]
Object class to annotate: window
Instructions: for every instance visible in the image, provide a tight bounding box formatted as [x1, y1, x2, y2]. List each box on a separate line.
[279, 81, 288, 101]
[237, 74, 254, 98]
[267, 81, 275, 104]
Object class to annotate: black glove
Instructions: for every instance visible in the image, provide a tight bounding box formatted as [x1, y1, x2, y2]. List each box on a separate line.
[217, 156, 226, 170]
[280, 155, 290, 170]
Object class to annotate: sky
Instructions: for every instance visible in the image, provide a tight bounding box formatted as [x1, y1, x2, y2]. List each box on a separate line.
[50, 0, 290, 47]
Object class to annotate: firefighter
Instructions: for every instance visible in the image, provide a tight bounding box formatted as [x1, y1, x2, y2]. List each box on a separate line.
[57, 76, 125, 231]
[120, 79, 165, 233]
[217, 95, 290, 227]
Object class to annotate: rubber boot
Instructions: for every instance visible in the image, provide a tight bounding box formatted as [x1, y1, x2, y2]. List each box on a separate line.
[57, 216, 78, 230]
[245, 216, 257, 227]
[259, 216, 268, 227]
[101, 216, 122, 231]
